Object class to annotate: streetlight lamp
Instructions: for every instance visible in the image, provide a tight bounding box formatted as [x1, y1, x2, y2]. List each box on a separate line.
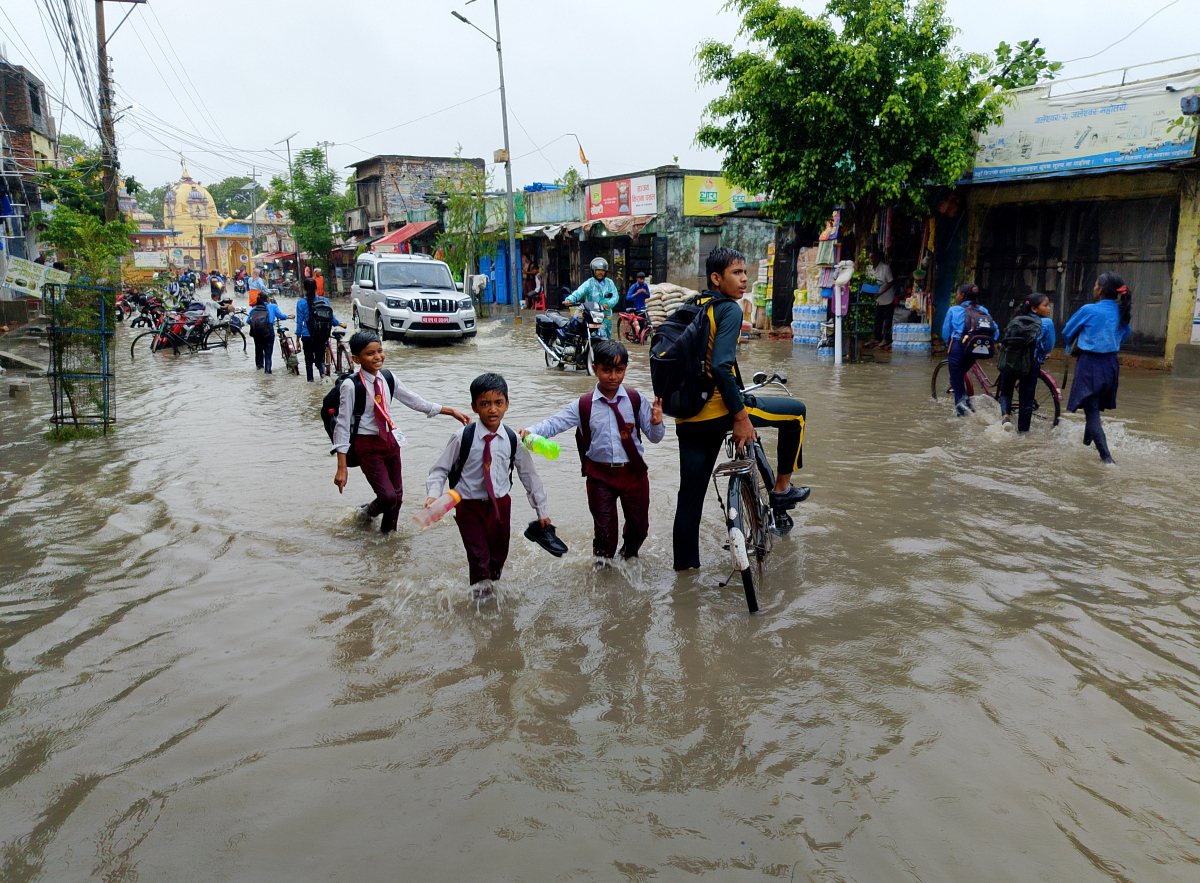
[451, 0, 521, 320]
[275, 131, 303, 286]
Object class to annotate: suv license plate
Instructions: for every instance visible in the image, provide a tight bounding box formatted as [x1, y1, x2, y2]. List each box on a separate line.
[422, 316, 449, 324]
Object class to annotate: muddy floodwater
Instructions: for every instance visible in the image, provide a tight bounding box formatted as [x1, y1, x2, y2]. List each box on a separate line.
[2, 309, 1200, 882]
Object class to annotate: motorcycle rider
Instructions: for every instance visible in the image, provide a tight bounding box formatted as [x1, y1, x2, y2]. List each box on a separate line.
[566, 257, 619, 339]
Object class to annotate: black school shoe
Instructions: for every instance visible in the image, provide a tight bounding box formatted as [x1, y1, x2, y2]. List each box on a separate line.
[525, 521, 569, 557]
[769, 485, 811, 510]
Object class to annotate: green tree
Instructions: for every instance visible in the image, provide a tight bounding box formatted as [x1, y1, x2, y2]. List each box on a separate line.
[989, 39, 1062, 90]
[39, 154, 106, 220]
[696, 0, 1006, 261]
[207, 175, 254, 216]
[140, 183, 171, 227]
[57, 133, 98, 162]
[430, 149, 501, 289]
[267, 148, 340, 274]
[41, 204, 135, 284]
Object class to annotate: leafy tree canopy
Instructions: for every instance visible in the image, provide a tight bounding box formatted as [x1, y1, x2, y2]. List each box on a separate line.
[39, 154, 106, 220]
[207, 175, 254, 217]
[58, 133, 98, 162]
[139, 184, 171, 227]
[41, 204, 135, 285]
[696, 0, 1006, 258]
[267, 147, 340, 273]
[989, 39, 1062, 90]
[430, 146, 502, 286]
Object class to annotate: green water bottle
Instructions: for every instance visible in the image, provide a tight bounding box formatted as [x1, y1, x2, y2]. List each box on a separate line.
[522, 433, 561, 460]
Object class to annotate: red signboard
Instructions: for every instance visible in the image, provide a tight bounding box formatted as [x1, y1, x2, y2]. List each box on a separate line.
[586, 176, 657, 220]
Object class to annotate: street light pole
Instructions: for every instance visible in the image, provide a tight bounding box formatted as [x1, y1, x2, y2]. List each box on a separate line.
[452, 1, 521, 319]
[276, 132, 303, 285]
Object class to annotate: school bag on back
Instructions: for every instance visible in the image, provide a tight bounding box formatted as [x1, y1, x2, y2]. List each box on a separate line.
[320, 369, 395, 468]
[996, 315, 1043, 375]
[649, 295, 716, 418]
[248, 304, 273, 340]
[961, 304, 997, 358]
[309, 300, 335, 337]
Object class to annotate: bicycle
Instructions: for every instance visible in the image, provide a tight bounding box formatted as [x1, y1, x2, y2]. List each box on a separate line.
[325, 328, 352, 376]
[276, 321, 301, 375]
[931, 356, 1061, 426]
[130, 310, 206, 358]
[616, 308, 652, 345]
[202, 314, 248, 353]
[710, 371, 795, 614]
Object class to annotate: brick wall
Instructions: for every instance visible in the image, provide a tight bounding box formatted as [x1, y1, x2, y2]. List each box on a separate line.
[352, 155, 485, 228]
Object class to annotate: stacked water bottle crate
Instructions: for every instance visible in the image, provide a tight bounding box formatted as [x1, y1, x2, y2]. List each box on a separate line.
[791, 302, 825, 346]
[892, 322, 931, 352]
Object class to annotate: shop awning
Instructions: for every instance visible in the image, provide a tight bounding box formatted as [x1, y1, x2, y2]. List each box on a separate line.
[373, 221, 439, 252]
[591, 216, 657, 237]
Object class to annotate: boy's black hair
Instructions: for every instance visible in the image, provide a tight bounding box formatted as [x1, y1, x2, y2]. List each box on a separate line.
[470, 372, 509, 404]
[706, 246, 745, 287]
[349, 329, 380, 356]
[592, 339, 628, 368]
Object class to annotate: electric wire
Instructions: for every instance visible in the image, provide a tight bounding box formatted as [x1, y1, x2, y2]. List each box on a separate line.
[1061, 0, 1184, 65]
[144, 5, 231, 148]
[341, 89, 500, 147]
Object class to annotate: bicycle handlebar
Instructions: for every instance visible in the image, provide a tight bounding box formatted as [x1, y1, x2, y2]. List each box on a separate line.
[741, 371, 792, 397]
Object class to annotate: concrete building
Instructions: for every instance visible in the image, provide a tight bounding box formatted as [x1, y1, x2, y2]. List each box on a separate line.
[0, 59, 57, 260]
[345, 154, 486, 238]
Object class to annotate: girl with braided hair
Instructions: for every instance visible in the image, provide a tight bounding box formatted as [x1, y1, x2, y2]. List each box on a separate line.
[1063, 273, 1132, 464]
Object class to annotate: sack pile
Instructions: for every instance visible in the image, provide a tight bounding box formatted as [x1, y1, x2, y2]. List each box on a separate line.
[645, 283, 699, 326]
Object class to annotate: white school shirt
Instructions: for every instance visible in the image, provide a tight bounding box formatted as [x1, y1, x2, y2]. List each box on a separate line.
[427, 422, 550, 521]
[525, 385, 665, 464]
[331, 369, 441, 453]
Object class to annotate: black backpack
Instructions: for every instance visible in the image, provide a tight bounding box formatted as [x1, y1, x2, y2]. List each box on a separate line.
[321, 369, 396, 468]
[309, 299, 335, 338]
[960, 304, 997, 358]
[248, 304, 273, 340]
[996, 315, 1044, 376]
[448, 423, 518, 489]
[649, 295, 718, 418]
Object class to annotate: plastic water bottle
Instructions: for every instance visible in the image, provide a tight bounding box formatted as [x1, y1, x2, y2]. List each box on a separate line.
[413, 490, 462, 530]
[522, 433, 561, 460]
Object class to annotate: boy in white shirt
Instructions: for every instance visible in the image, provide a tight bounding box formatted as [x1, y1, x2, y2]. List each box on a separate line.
[332, 330, 469, 533]
[427, 373, 566, 596]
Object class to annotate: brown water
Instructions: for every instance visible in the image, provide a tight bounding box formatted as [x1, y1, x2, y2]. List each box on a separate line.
[2, 310, 1200, 882]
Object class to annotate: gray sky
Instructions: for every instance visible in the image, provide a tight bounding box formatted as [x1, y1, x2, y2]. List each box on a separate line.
[2, 0, 1197, 193]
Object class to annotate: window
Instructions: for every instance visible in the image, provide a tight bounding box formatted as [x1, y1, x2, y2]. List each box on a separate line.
[377, 262, 455, 290]
[28, 84, 41, 117]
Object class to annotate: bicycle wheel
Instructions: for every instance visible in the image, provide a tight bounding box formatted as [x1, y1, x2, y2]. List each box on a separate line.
[931, 359, 951, 400]
[130, 331, 158, 359]
[1033, 372, 1061, 426]
[727, 474, 763, 613]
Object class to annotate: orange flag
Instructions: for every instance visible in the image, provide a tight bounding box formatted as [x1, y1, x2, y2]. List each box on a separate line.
[579, 144, 589, 166]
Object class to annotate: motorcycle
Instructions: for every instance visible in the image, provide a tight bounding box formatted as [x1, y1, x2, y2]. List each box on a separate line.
[210, 276, 226, 298]
[535, 299, 606, 374]
[234, 277, 247, 295]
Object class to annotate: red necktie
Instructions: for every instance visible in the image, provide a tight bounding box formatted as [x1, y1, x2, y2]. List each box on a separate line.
[482, 432, 501, 518]
[600, 398, 644, 468]
[372, 375, 395, 445]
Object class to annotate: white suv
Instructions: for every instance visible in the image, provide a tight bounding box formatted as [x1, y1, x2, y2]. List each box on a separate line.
[350, 253, 477, 341]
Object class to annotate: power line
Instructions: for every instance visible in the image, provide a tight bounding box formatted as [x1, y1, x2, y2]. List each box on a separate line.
[342, 88, 499, 147]
[144, 5, 231, 147]
[1061, 0, 1184, 65]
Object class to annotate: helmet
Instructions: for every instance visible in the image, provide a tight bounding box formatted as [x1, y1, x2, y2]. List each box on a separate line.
[589, 257, 609, 274]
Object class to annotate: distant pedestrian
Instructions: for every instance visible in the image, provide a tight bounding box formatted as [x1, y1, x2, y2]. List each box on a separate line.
[997, 293, 1056, 433]
[1063, 272, 1131, 465]
[247, 268, 268, 307]
[942, 283, 999, 416]
[866, 250, 896, 350]
[247, 296, 293, 374]
[626, 271, 650, 312]
[296, 277, 344, 382]
[314, 268, 325, 298]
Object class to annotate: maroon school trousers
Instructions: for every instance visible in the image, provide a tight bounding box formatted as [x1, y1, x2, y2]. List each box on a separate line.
[354, 433, 403, 533]
[455, 495, 512, 585]
[584, 460, 650, 560]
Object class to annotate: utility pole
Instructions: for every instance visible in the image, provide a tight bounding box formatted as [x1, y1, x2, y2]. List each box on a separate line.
[249, 167, 258, 257]
[95, 1, 118, 223]
[276, 132, 302, 284]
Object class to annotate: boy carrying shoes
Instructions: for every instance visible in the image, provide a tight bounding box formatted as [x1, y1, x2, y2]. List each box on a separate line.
[427, 373, 567, 598]
[522, 340, 664, 563]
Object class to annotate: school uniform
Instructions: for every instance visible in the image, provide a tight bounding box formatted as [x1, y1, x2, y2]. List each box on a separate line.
[248, 302, 289, 373]
[942, 301, 999, 411]
[332, 369, 443, 533]
[427, 422, 550, 585]
[527, 385, 665, 560]
[999, 316, 1056, 432]
[1063, 299, 1130, 461]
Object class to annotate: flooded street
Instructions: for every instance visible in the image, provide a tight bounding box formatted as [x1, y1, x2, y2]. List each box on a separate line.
[3, 309, 1200, 882]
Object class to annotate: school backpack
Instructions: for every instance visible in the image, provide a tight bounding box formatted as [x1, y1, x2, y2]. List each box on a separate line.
[321, 369, 396, 468]
[248, 304, 273, 340]
[308, 299, 335, 338]
[649, 295, 717, 418]
[996, 315, 1044, 376]
[960, 304, 997, 358]
[574, 391, 643, 475]
[447, 423, 518, 489]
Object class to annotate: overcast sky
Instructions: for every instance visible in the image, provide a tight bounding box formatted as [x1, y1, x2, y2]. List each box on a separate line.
[2, 0, 1197, 193]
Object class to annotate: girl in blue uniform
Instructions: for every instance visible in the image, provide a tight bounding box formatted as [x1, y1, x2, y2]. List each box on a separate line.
[1063, 273, 1131, 464]
[999, 293, 1056, 432]
[941, 283, 998, 416]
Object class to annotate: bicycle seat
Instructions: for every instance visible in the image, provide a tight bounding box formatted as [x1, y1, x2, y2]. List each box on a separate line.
[331, 329, 346, 339]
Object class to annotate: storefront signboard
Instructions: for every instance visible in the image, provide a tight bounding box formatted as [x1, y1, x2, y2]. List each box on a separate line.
[973, 73, 1200, 182]
[586, 176, 657, 220]
[683, 176, 768, 217]
[133, 251, 169, 269]
[1, 258, 69, 299]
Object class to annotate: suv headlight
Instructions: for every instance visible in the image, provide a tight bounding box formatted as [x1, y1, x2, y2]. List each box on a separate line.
[386, 297, 409, 310]
[459, 299, 472, 310]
